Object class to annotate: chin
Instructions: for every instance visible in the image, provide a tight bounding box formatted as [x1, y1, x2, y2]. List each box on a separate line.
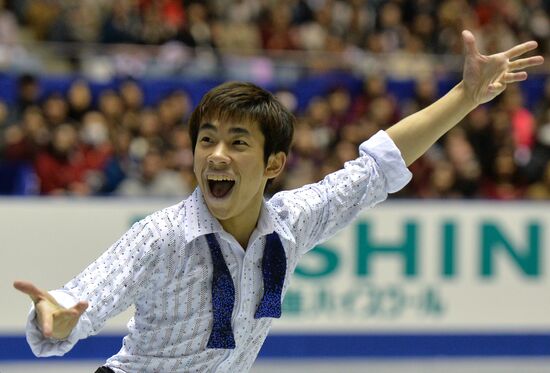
[204, 196, 234, 218]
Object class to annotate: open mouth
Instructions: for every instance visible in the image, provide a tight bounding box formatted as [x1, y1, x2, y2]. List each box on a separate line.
[207, 178, 235, 199]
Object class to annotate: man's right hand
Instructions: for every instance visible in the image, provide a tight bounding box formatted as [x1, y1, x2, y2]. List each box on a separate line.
[13, 280, 88, 340]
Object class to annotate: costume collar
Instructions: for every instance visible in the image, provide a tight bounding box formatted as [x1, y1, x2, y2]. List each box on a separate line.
[183, 187, 295, 244]
[259, 198, 295, 243]
[183, 188, 224, 244]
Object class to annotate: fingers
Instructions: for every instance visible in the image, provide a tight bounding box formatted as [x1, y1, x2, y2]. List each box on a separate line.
[15, 280, 88, 340]
[13, 280, 44, 303]
[504, 40, 539, 59]
[462, 30, 479, 56]
[40, 309, 54, 338]
[491, 72, 529, 93]
[36, 300, 88, 339]
[502, 71, 528, 83]
[488, 82, 506, 93]
[72, 300, 89, 316]
[509, 56, 545, 71]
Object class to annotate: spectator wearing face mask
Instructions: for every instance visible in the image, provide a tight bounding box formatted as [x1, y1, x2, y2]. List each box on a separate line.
[79, 111, 113, 194]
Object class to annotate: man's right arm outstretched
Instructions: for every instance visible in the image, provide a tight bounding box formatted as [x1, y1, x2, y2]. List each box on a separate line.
[12, 210, 170, 357]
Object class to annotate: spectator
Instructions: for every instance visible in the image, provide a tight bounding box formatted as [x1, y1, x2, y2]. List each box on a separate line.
[376, 1, 407, 53]
[260, 5, 296, 50]
[22, 0, 60, 41]
[34, 124, 89, 195]
[327, 86, 353, 134]
[3, 106, 48, 162]
[177, 2, 215, 48]
[0, 99, 10, 136]
[502, 86, 536, 152]
[0, 0, 19, 45]
[14, 74, 40, 123]
[525, 107, 550, 183]
[525, 160, 550, 199]
[169, 89, 192, 123]
[42, 92, 71, 128]
[136, 108, 164, 150]
[157, 93, 185, 140]
[68, 80, 93, 122]
[482, 147, 525, 200]
[115, 147, 190, 197]
[100, 0, 141, 44]
[463, 106, 496, 178]
[79, 111, 113, 193]
[165, 125, 193, 174]
[424, 160, 461, 199]
[79, 111, 113, 171]
[48, 3, 102, 43]
[119, 79, 144, 113]
[141, 1, 178, 44]
[351, 76, 397, 123]
[98, 89, 125, 129]
[443, 128, 482, 198]
[100, 128, 136, 195]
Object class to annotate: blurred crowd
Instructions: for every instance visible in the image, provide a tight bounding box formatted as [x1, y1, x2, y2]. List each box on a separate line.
[282, 75, 550, 200]
[0, 76, 195, 197]
[1, 72, 549, 200]
[0, 0, 549, 199]
[3, 0, 550, 55]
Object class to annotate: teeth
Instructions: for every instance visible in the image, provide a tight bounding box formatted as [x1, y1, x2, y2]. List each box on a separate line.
[207, 176, 234, 181]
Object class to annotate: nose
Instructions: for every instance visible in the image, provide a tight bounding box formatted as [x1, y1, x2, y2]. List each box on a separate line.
[207, 142, 231, 167]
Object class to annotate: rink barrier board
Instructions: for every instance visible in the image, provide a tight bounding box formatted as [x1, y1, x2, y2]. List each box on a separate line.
[1, 333, 550, 360]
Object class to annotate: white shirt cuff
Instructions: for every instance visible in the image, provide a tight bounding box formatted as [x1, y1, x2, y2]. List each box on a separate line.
[26, 289, 92, 357]
[360, 130, 412, 193]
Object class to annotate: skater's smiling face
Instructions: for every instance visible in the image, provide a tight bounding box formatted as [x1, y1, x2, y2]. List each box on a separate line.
[188, 82, 294, 237]
[193, 118, 285, 224]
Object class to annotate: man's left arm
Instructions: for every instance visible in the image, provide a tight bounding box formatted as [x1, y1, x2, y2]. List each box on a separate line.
[387, 30, 544, 166]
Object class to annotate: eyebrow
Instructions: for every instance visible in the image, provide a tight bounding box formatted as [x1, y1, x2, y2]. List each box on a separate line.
[199, 122, 217, 132]
[199, 122, 252, 136]
[229, 127, 251, 136]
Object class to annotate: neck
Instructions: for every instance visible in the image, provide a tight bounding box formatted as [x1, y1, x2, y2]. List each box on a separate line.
[219, 201, 262, 250]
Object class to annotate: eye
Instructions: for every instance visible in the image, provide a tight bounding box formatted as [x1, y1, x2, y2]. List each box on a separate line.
[233, 140, 248, 147]
[200, 136, 213, 143]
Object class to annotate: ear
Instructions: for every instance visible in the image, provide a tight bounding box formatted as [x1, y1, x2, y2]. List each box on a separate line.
[264, 152, 286, 179]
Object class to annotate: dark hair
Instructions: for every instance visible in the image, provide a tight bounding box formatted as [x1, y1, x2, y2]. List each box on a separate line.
[188, 81, 295, 164]
[18, 73, 37, 86]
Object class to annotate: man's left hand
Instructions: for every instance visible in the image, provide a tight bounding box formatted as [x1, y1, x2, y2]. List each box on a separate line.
[462, 29, 544, 105]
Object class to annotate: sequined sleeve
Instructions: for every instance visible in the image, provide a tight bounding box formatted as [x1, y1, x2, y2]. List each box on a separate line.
[25, 211, 173, 357]
[270, 130, 412, 254]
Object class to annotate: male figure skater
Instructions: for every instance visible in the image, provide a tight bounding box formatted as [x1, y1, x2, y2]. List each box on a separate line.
[14, 31, 543, 372]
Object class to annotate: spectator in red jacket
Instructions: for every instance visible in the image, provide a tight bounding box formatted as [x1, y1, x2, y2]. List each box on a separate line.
[34, 124, 89, 195]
